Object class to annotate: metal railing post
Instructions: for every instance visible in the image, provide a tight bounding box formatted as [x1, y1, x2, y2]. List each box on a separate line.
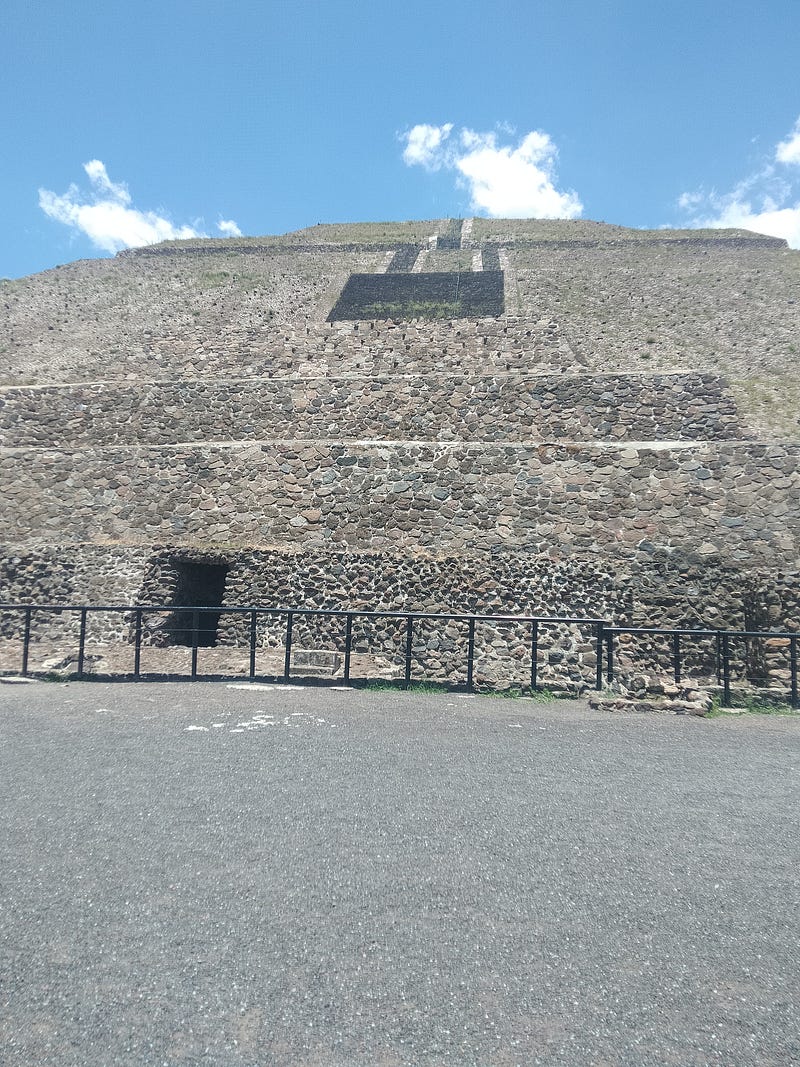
[249, 609, 257, 681]
[283, 611, 293, 682]
[134, 608, 142, 680]
[77, 607, 87, 679]
[404, 615, 414, 690]
[21, 606, 32, 677]
[191, 610, 199, 680]
[595, 622, 605, 690]
[344, 613, 353, 683]
[790, 635, 798, 709]
[466, 616, 476, 693]
[721, 632, 731, 707]
[530, 620, 539, 691]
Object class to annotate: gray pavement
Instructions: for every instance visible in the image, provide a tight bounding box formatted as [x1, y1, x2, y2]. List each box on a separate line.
[0, 680, 798, 1066]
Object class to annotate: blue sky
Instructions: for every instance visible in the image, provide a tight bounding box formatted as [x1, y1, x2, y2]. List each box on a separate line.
[3, 0, 800, 278]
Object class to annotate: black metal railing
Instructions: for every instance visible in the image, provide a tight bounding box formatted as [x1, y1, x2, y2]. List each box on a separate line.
[603, 626, 798, 708]
[1, 603, 797, 707]
[0, 603, 606, 694]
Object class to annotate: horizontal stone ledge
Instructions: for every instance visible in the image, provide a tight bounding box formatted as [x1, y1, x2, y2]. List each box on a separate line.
[121, 233, 787, 255]
[0, 438, 780, 457]
[0, 370, 732, 394]
[0, 537, 629, 561]
[1, 540, 781, 578]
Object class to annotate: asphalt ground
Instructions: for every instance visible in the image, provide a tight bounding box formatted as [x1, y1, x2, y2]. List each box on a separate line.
[0, 680, 798, 1067]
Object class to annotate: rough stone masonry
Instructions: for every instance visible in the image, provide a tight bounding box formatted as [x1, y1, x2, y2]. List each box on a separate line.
[0, 218, 797, 689]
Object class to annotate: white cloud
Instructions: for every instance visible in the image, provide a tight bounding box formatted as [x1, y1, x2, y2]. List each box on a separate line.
[39, 161, 242, 252]
[776, 117, 800, 165]
[456, 130, 582, 218]
[82, 159, 130, 201]
[217, 218, 243, 237]
[681, 191, 800, 248]
[401, 123, 583, 219]
[677, 191, 704, 211]
[677, 116, 800, 248]
[402, 123, 454, 169]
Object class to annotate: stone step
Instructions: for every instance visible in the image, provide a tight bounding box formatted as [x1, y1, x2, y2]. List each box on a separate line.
[291, 649, 342, 676]
[0, 373, 745, 449]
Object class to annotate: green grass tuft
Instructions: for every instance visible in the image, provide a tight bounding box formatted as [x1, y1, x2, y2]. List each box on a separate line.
[708, 693, 798, 717]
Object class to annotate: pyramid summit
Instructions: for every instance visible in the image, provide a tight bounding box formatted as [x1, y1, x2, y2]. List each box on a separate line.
[1, 217, 798, 689]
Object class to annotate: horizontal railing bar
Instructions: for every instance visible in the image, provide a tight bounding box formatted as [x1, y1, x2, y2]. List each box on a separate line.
[3, 604, 795, 640]
[606, 626, 718, 636]
[606, 627, 797, 639]
[0, 603, 604, 626]
[2, 603, 795, 639]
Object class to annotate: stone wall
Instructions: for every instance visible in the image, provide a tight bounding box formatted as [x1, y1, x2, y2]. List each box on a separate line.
[4, 541, 795, 636]
[138, 316, 580, 379]
[0, 373, 743, 448]
[1, 541, 796, 687]
[0, 317, 578, 386]
[2, 440, 797, 565]
[0, 248, 388, 386]
[0, 541, 617, 689]
[0, 544, 151, 643]
[514, 244, 800, 384]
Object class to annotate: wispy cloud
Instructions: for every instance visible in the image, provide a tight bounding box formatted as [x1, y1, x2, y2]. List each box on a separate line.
[776, 117, 800, 165]
[401, 123, 583, 219]
[38, 161, 242, 251]
[217, 218, 243, 238]
[677, 116, 800, 248]
[402, 123, 454, 169]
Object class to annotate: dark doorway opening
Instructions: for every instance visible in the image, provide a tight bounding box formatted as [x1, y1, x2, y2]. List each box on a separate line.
[167, 559, 229, 646]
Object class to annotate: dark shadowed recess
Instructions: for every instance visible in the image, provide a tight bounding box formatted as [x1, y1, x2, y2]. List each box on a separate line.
[328, 271, 505, 322]
[165, 559, 229, 646]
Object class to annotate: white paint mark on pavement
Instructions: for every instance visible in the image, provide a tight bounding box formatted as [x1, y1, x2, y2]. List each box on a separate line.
[183, 710, 337, 735]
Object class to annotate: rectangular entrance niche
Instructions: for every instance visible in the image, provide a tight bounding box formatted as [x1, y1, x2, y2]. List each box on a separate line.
[165, 558, 229, 646]
[327, 270, 505, 321]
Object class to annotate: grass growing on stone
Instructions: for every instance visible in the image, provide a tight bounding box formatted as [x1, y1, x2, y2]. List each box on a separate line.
[358, 300, 464, 321]
[356, 680, 561, 698]
[707, 694, 798, 717]
[471, 218, 783, 244]
[359, 679, 448, 694]
[729, 374, 800, 439]
[479, 686, 557, 701]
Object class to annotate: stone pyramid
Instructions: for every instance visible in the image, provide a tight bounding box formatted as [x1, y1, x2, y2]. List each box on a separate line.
[1, 218, 798, 685]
